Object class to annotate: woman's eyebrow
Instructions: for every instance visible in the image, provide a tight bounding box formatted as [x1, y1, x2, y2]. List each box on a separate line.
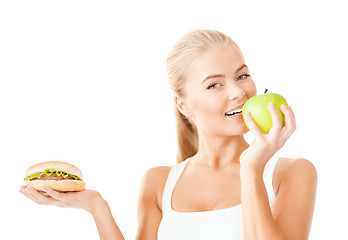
[201, 74, 225, 83]
[235, 64, 248, 73]
[201, 64, 248, 83]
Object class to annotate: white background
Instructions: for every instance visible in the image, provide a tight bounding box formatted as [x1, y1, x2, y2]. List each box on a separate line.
[1, 0, 347, 239]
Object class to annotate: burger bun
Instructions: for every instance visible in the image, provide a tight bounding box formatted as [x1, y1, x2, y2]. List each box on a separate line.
[25, 161, 85, 192]
[27, 180, 85, 192]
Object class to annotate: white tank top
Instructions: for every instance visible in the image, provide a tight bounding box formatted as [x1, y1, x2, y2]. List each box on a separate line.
[157, 156, 280, 240]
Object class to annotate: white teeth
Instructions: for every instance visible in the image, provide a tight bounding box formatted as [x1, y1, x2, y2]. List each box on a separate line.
[225, 108, 243, 116]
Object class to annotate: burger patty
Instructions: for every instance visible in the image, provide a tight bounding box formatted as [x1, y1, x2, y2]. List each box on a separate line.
[30, 173, 75, 181]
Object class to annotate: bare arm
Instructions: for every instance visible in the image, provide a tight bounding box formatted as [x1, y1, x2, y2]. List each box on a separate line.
[20, 186, 125, 240]
[90, 194, 125, 240]
[241, 103, 317, 239]
[136, 166, 171, 240]
[240, 159, 317, 240]
[20, 166, 170, 240]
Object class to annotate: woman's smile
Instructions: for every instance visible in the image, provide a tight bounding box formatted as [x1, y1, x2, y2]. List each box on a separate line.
[225, 104, 244, 119]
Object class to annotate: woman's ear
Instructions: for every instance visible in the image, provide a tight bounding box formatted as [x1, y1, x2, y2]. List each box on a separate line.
[174, 95, 192, 118]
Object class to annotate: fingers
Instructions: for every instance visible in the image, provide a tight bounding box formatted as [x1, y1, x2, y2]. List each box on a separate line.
[42, 186, 64, 201]
[266, 102, 295, 150]
[20, 186, 93, 210]
[244, 111, 262, 138]
[268, 102, 282, 135]
[20, 186, 58, 206]
[20, 186, 41, 204]
[280, 104, 296, 137]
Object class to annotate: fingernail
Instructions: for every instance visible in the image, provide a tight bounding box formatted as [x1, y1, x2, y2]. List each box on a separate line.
[281, 104, 288, 110]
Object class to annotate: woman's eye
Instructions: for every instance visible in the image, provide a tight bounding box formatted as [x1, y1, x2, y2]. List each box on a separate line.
[237, 74, 250, 80]
[207, 83, 221, 89]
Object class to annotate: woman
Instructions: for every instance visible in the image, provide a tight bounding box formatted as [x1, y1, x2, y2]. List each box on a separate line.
[20, 29, 317, 240]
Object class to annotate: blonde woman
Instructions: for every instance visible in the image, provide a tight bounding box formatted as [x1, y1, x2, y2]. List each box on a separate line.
[20, 29, 317, 240]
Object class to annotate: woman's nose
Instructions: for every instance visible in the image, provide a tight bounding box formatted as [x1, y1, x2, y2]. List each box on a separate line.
[228, 89, 245, 101]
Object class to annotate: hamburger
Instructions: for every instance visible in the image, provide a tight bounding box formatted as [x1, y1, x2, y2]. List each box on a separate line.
[24, 161, 85, 192]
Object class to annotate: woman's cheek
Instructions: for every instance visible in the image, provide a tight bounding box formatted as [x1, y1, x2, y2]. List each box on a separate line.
[245, 79, 257, 98]
[190, 95, 223, 125]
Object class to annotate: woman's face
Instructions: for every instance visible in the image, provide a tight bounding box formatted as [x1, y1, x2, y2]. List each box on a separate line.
[178, 44, 257, 137]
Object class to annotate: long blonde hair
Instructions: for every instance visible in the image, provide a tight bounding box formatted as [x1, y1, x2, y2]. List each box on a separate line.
[166, 29, 235, 163]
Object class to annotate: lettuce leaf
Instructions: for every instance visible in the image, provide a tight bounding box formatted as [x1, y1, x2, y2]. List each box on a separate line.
[24, 168, 81, 181]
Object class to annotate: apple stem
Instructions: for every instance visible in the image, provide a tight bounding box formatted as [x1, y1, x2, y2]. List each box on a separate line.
[264, 88, 268, 94]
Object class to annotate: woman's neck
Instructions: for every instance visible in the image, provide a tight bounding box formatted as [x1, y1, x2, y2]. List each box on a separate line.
[192, 133, 249, 168]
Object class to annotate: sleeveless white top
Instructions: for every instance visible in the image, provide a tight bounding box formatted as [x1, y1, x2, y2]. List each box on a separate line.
[157, 156, 280, 240]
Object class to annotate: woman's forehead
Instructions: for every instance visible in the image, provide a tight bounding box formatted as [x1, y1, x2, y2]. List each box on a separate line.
[186, 45, 246, 82]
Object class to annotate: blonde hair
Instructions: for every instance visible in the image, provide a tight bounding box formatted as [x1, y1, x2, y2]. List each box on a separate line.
[166, 29, 235, 163]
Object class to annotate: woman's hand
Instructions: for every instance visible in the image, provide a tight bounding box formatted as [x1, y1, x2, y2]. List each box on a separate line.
[19, 185, 104, 215]
[241, 102, 296, 173]
[20, 186, 126, 239]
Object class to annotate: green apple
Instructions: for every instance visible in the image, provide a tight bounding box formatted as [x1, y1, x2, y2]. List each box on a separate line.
[242, 89, 288, 133]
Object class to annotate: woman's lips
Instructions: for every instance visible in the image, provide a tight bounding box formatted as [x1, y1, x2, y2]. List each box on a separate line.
[225, 112, 244, 119]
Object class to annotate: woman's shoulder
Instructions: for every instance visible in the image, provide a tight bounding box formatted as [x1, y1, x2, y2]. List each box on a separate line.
[277, 157, 317, 178]
[273, 157, 317, 194]
[144, 165, 173, 180]
[139, 166, 173, 210]
[275, 157, 317, 189]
